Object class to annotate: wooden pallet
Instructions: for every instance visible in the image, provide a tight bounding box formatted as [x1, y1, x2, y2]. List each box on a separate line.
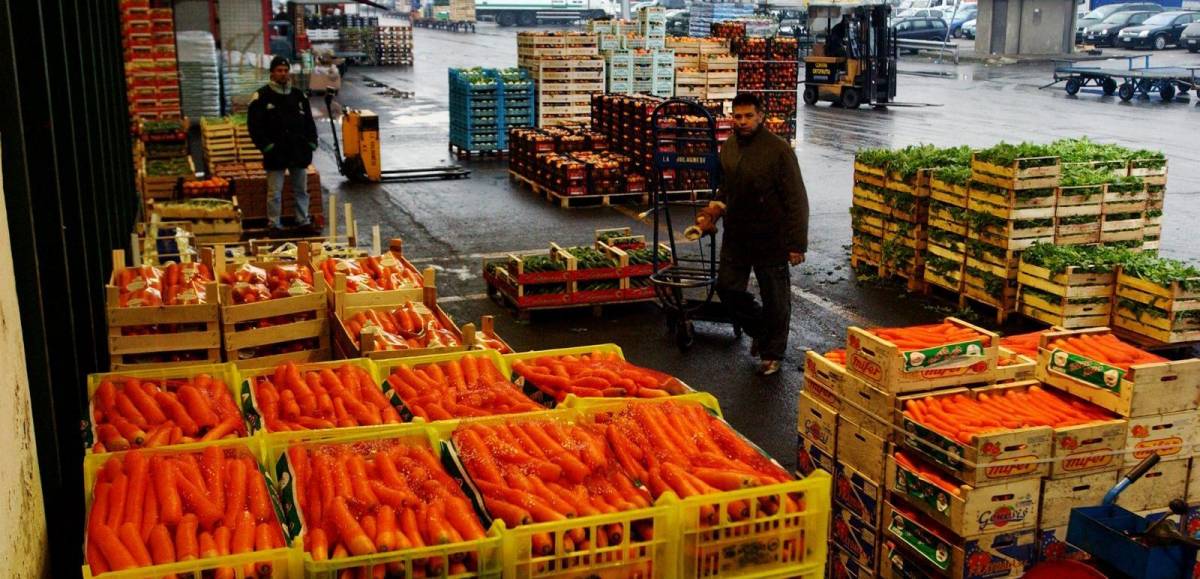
[509, 170, 649, 208]
[449, 143, 508, 159]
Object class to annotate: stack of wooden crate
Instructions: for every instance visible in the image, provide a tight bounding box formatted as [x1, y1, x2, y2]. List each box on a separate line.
[668, 37, 735, 102]
[518, 32, 605, 127]
[200, 117, 238, 173]
[849, 161, 929, 293]
[233, 116, 262, 164]
[1112, 266, 1200, 343]
[924, 170, 971, 295]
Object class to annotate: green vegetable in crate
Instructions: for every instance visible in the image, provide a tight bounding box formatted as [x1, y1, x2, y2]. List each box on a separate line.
[974, 142, 1057, 167]
[512, 254, 565, 274]
[567, 246, 618, 269]
[1118, 252, 1200, 291]
[1049, 137, 1132, 163]
[1060, 165, 1112, 188]
[1127, 149, 1167, 169]
[626, 246, 671, 265]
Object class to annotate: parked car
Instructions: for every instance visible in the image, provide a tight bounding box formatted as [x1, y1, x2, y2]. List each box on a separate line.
[961, 18, 976, 39]
[1117, 11, 1200, 50]
[898, 8, 949, 19]
[1182, 21, 1200, 52]
[1076, 2, 1163, 43]
[949, 5, 978, 37]
[1082, 10, 1156, 47]
[893, 17, 950, 42]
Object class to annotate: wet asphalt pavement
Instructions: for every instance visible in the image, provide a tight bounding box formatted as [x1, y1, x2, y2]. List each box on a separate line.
[307, 23, 1200, 469]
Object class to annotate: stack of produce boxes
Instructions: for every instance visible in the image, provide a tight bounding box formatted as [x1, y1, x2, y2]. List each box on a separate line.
[200, 117, 238, 173]
[687, 2, 756, 37]
[1112, 252, 1200, 343]
[1017, 244, 1122, 330]
[631, 49, 676, 97]
[449, 68, 504, 153]
[669, 37, 736, 103]
[136, 118, 195, 204]
[376, 25, 414, 66]
[926, 162, 973, 296]
[727, 36, 798, 140]
[517, 32, 606, 127]
[120, 0, 182, 134]
[508, 126, 640, 198]
[1033, 327, 1200, 561]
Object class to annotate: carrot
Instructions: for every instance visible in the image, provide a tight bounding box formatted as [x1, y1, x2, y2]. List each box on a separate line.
[254, 523, 277, 576]
[329, 496, 376, 555]
[123, 450, 149, 527]
[92, 525, 137, 571]
[308, 528, 329, 560]
[107, 474, 129, 530]
[155, 392, 199, 436]
[224, 458, 247, 529]
[118, 521, 153, 567]
[148, 524, 175, 565]
[175, 514, 199, 561]
[124, 380, 169, 425]
[140, 479, 158, 543]
[175, 469, 223, 529]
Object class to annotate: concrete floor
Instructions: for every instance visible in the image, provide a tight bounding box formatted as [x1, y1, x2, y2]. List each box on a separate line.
[306, 23, 1200, 469]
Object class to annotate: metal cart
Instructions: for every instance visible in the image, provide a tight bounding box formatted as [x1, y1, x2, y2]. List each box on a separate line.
[647, 99, 741, 351]
[1046, 54, 1199, 102]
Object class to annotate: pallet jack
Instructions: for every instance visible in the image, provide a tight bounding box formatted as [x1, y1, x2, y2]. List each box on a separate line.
[323, 90, 470, 183]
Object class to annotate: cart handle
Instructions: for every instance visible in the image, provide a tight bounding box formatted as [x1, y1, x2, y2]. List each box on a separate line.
[1103, 453, 1160, 506]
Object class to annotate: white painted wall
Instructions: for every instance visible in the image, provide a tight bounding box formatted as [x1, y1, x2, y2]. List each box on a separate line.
[0, 145, 49, 576]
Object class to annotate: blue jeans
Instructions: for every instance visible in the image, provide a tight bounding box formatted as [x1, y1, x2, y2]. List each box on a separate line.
[267, 167, 310, 228]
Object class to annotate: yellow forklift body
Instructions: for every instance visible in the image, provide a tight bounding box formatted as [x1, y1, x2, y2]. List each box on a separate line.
[341, 109, 382, 182]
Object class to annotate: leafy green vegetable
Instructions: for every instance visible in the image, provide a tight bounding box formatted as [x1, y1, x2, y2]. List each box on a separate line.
[1107, 175, 1145, 194]
[1060, 165, 1112, 188]
[1058, 215, 1099, 226]
[1119, 252, 1200, 291]
[974, 142, 1056, 168]
[1020, 243, 1131, 274]
[926, 255, 960, 275]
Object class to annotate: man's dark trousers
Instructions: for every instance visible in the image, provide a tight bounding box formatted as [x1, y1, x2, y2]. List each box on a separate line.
[716, 260, 791, 360]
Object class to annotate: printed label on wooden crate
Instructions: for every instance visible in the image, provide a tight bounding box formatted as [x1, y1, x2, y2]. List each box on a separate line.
[883, 502, 1038, 579]
[887, 455, 1040, 537]
[836, 460, 885, 526]
[1124, 410, 1199, 465]
[1038, 526, 1090, 564]
[833, 502, 882, 570]
[1048, 349, 1124, 391]
[798, 391, 838, 455]
[830, 544, 877, 579]
[804, 350, 845, 408]
[798, 432, 835, 477]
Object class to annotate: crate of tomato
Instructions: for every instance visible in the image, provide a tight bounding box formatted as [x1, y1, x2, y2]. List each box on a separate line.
[208, 243, 330, 369]
[106, 250, 222, 370]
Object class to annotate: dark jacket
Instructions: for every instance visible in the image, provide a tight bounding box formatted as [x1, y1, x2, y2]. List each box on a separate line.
[716, 126, 809, 266]
[247, 85, 318, 170]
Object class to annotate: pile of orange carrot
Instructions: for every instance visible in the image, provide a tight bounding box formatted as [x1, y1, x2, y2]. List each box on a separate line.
[343, 304, 461, 351]
[86, 447, 285, 575]
[114, 262, 215, 308]
[91, 373, 245, 454]
[385, 355, 543, 420]
[999, 331, 1047, 359]
[903, 385, 1113, 444]
[823, 349, 847, 365]
[251, 362, 402, 433]
[868, 322, 992, 350]
[595, 401, 797, 526]
[1047, 332, 1166, 371]
[451, 420, 655, 561]
[320, 256, 422, 293]
[893, 451, 962, 497]
[289, 439, 487, 574]
[510, 352, 685, 402]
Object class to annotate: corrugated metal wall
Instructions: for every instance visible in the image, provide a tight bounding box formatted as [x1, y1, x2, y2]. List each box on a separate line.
[0, 0, 136, 575]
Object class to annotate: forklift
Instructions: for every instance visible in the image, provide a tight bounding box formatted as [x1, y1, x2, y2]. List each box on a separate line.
[802, 2, 897, 109]
[323, 90, 471, 183]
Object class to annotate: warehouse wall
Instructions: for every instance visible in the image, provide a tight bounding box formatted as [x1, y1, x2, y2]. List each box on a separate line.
[0, 153, 48, 577]
[976, 0, 1075, 54]
[0, 0, 138, 575]
[175, 0, 213, 32]
[222, 0, 270, 54]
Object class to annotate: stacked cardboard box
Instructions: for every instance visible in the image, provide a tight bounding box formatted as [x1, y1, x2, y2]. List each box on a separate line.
[518, 32, 605, 127]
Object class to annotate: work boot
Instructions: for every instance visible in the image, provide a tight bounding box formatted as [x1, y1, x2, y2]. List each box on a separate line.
[757, 359, 782, 376]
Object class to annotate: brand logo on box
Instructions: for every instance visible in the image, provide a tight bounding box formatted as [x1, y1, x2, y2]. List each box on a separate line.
[807, 380, 838, 407]
[850, 354, 882, 382]
[1134, 437, 1183, 459]
[804, 419, 832, 445]
[978, 504, 1031, 530]
[1062, 450, 1115, 472]
[985, 457, 1037, 479]
[919, 365, 970, 379]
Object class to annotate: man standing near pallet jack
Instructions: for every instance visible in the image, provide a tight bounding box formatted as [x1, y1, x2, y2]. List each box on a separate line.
[248, 55, 319, 235]
[691, 93, 810, 376]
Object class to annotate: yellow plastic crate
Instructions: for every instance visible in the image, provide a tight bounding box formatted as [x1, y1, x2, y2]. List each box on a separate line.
[238, 358, 406, 447]
[502, 343, 694, 408]
[570, 396, 831, 578]
[84, 362, 244, 454]
[432, 411, 678, 578]
[81, 437, 300, 578]
[373, 348, 550, 422]
[261, 427, 504, 578]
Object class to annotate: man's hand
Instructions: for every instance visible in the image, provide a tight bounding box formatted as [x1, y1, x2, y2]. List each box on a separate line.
[789, 252, 805, 266]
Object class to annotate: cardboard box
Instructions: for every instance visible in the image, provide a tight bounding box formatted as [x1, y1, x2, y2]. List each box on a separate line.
[882, 502, 1037, 579]
[1115, 457, 1190, 512]
[1036, 328, 1200, 417]
[830, 543, 878, 578]
[836, 460, 885, 528]
[840, 373, 898, 440]
[798, 432, 835, 477]
[898, 387, 1053, 487]
[886, 455, 1040, 537]
[839, 416, 890, 481]
[1124, 410, 1199, 466]
[1038, 471, 1120, 529]
[1037, 526, 1090, 564]
[846, 318, 999, 394]
[833, 502, 882, 571]
[798, 390, 838, 455]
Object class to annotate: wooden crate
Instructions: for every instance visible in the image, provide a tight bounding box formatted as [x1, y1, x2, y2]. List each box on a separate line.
[1102, 182, 1148, 213]
[837, 416, 889, 481]
[1128, 158, 1167, 185]
[994, 346, 1036, 383]
[803, 350, 845, 409]
[929, 177, 969, 208]
[1036, 327, 1200, 417]
[331, 280, 472, 362]
[852, 183, 890, 216]
[928, 203, 968, 237]
[967, 183, 1057, 221]
[207, 244, 330, 369]
[970, 153, 1061, 190]
[975, 381, 1125, 478]
[797, 391, 838, 455]
[1100, 211, 1145, 243]
[880, 503, 1039, 579]
[1112, 269, 1200, 343]
[1017, 262, 1114, 329]
[322, 240, 427, 318]
[853, 161, 886, 188]
[1123, 410, 1198, 468]
[1056, 184, 1104, 217]
[884, 169, 930, 198]
[967, 216, 1055, 251]
[838, 373, 897, 440]
[106, 250, 221, 370]
[897, 386, 1053, 487]
[886, 453, 1041, 537]
[845, 317, 999, 394]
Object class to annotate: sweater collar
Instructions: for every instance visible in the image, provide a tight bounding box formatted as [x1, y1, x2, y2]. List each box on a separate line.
[736, 125, 764, 146]
[269, 81, 292, 95]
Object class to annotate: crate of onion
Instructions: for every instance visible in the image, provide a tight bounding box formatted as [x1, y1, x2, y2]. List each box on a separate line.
[208, 244, 330, 369]
[106, 249, 222, 370]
